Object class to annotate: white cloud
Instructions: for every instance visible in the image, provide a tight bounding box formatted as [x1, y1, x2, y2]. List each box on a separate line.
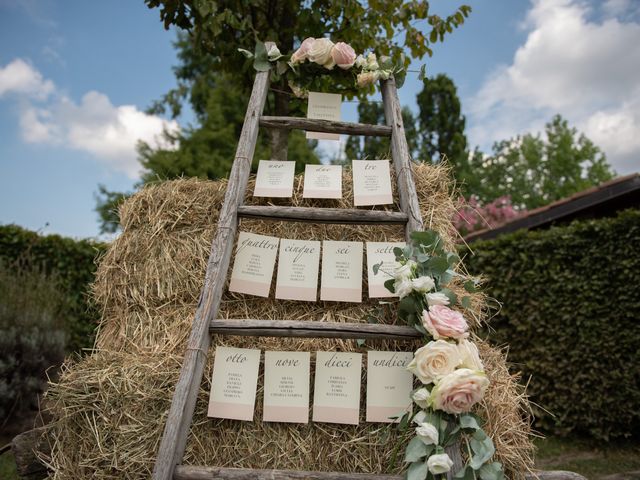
[468, 0, 640, 174]
[1, 58, 179, 178]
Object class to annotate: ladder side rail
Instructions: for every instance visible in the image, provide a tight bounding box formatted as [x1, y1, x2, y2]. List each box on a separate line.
[152, 68, 271, 480]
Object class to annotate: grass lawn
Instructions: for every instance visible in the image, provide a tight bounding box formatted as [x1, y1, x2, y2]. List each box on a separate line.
[0, 449, 18, 480]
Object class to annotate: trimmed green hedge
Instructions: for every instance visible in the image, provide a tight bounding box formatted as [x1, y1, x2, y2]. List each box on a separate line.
[466, 209, 640, 440]
[0, 224, 107, 353]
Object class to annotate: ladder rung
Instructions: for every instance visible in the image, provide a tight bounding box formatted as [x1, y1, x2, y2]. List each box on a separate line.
[174, 466, 400, 480]
[237, 206, 407, 225]
[259, 116, 392, 137]
[210, 319, 420, 340]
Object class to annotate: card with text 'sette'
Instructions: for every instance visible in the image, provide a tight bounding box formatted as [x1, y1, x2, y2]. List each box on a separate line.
[208, 346, 261, 421]
[263, 351, 311, 423]
[320, 240, 363, 303]
[366, 241, 405, 298]
[312, 351, 363, 425]
[302, 164, 343, 199]
[366, 351, 413, 423]
[352, 160, 394, 206]
[275, 238, 321, 302]
[306, 92, 342, 141]
[253, 160, 296, 197]
[228, 232, 279, 297]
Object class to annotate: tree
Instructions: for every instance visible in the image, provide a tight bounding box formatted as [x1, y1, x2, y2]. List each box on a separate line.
[465, 115, 615, 209]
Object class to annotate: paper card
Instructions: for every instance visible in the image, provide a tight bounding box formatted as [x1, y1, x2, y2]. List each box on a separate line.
[306, 92, 342, 141]
[366, 241, 406, 298]
[229, 232, 279, 297]
[366, 351, 413, 423]
[352, 160, 394, 206]
[275, 239, 321, 302]
[207, 346, 261, 421]
[320, 240, 363, 303]
[312, 351, 363, 425]
[253, 160, 296, 197]
[263, 351, 311, 423]
[303, 164, 343, 199]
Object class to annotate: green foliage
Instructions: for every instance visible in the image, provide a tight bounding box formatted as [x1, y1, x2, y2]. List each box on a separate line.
[0, 224, 106, 352]
[466, 210, 640, 439]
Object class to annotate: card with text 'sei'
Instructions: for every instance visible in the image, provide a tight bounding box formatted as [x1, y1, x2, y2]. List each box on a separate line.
[352, 160, 393, 206]
[366, 351, 413, 423]
[207, 346, 261, 421]
[306, 91, 342, 141]
[228, 232, 279, 297]
[275, 238, 321, 301]
[253, 160, 296, 197]
[263, 351, 311, 423]
[312, 351, 362, 425]
[320, 240, 363, 303]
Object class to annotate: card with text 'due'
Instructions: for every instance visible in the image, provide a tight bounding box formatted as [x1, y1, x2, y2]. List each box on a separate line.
[253, 160, 296, 197]
[275, 238, 321, 302]
[366, 241, 406, 298]
[263, 351, 311, 423]
[352, 160, 393, 206]
[208, 346, 261, 421]
[313, 351, 362, 425]
[228, 232, 279, 297]
[366, 351, 413, 423]
[320, 240, 363, 303]
[303, 164, 342, 199]
[306, 92, 342, 141]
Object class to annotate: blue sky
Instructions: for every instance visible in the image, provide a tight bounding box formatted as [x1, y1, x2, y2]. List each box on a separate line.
[1, 0, 639, 239]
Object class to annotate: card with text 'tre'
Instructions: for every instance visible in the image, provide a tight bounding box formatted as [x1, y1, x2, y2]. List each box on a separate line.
[352, 160, 393, 206]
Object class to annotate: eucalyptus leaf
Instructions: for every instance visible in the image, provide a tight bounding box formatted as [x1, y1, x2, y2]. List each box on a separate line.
[356, 339, 365, 347]
[454, 466, 477, 480]
[428, 256, 449, 275]
[373, 262, 381, 275]
[407, 460, 429, 480]
[393, 247, 404, 259]
[470, 430, 495, 470]
[459, 413, 481, 431]
[384, 278, 396, 293]
[464, 279, 478, 293]
[461, 296, 471, 309]
[237, 48, 254, 58]
[439, 287, 458, 306]
[479, 462, 504, 480]
[404, 437, 429, 462]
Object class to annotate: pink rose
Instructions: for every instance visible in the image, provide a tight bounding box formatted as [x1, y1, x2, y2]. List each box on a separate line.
[331, 42, 356, 69]
[422, 305, 469, 340]
[290, 37, 315, 64]
[431, 368, 489, 414]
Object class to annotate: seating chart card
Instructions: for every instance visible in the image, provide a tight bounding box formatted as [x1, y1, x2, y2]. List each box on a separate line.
[366, 351, 413, 423]
[275, 239, 321, 302]
[207, 347, 261, 421]
[229, 232, 279, 297]
[352, 160, 393, 206]
[366, 241, 405, 298]
[312, 352, 363, 425]
[320, 240, 363, 303]
[253, 160, 296, 197]
[306, 92, 341, 141]
[263, 351, 311, 423]
[303, 164, 343, 199]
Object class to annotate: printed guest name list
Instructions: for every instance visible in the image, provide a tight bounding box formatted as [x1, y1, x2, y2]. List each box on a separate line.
[229, 232, 279, 297]
[313, 351, 362, 425]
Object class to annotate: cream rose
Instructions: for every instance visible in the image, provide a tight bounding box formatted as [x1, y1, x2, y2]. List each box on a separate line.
[394, 278, 413, 299]
[290, 37, 315, 64]
[357, 70, 380, 87]
[407, 340, 462, 384]
[412, 387, 430, 408]
[423, 305, 469, 340]
[331, 42, 356, 69]
[366, 52, 379, 70]
[427, 453, 453, 474]
[415, 422, 439, 445]
[308, 37, 335, 69]
[412, 276, 435, 293]
[458, 339, 484, 370]
[425, 291, 450, 306]
[431, 368, 489, 414]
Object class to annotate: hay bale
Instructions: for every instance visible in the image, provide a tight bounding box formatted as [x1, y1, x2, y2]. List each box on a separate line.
[43, 164, 534, 479]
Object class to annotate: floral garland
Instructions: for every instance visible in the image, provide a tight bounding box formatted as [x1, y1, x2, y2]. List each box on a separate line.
[375, 230, 505, 480]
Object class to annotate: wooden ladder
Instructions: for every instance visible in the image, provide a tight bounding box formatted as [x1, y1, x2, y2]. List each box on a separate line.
[152, 68, 450, 480]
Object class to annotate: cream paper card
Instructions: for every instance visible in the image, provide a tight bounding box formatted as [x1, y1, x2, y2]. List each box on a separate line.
[352, 160, 394, 206]
[320, 240, 363, 303]
[303, 164, 342, 199]
[263, 351, 311, 423]
[253, 160, 296, 197]
[366, 241, 405, 298]
[366, 351, 413, 423]
[229, 232, 279, 297]
[275, 239, 321, 301]
[306, 92, 342, 141]
[208, 346, 261, 421]
[312, 351, 363, 425]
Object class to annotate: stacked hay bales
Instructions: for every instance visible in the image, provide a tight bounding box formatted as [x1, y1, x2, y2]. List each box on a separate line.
[41, 164, 535, 479]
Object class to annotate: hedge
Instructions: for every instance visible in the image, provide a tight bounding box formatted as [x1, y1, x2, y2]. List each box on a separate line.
[0, 224, 107, 353]
[466, 209, 640, 440]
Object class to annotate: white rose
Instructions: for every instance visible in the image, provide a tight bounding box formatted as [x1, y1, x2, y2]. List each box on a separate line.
[308, 37, 335, 69]
[267, 44, 282, 60]
[426, 292, 450, 306]
[394, 260, 416, 280]
[412, 276, 435, 293]
[415, 422, 439, 446]
[427, 453, 453, 474]
[458, 339, 484, 371]
[394, 278, 413, 299]
[412, 410, 427, 425]
[407, 340, 462, 384]
[412, 387, 431, 408]
[366, 52, 379, 70]
[355, 54, 366, 68]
